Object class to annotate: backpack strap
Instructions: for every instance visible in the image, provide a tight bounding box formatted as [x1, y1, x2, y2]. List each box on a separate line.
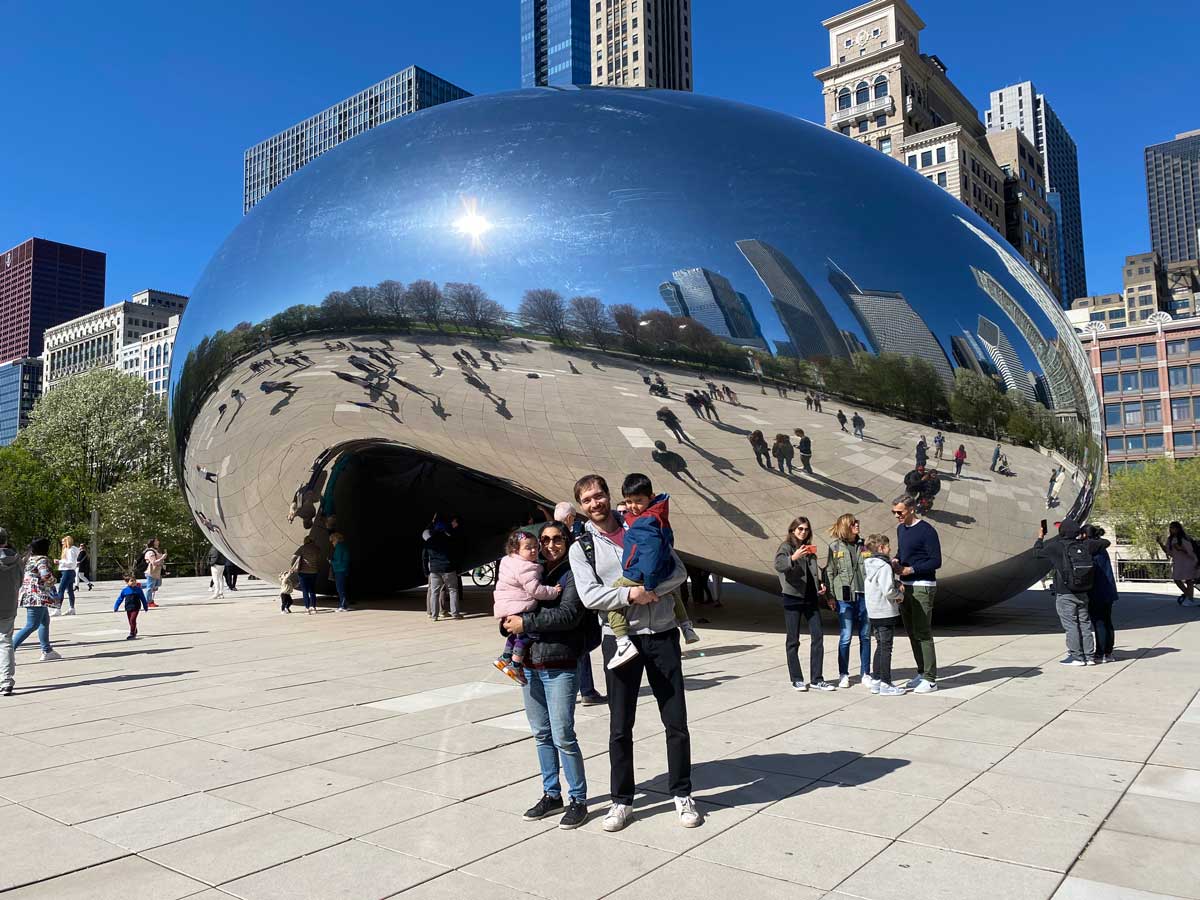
[577, 532, 600, 581]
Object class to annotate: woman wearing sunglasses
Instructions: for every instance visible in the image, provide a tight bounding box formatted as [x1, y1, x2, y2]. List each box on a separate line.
[826, 514, 873, 689]
[773, 517, 836, 692]
[501, 522, 593, 830]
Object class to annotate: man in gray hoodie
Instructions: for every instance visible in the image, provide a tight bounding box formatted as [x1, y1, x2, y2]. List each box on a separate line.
[569, 473, 700, 833]
[0, 527, 20, 696]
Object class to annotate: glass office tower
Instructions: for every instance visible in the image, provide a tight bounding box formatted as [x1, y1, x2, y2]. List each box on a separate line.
[521, 0, 592, 88]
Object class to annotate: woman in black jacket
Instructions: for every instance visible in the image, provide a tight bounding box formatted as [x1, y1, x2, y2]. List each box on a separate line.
[501, 521, 591, 830]
[773, 516, 835, 692]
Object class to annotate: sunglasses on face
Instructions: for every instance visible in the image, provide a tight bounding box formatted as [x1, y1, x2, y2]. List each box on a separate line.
[891, 509, 906, 517]
[540, 536, 565, 546]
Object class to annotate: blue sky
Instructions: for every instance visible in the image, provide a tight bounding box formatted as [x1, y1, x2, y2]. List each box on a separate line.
[0, 0, 1190, 304]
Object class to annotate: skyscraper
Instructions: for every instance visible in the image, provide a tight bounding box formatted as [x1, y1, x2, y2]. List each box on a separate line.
[658, 280, 688, 317]
[1145, 129, 1200, 264]
[592, 0, 692, 90]
[986, 81, 1087, 306]
[950, 334, 985, 376]
[243, 66, 471, 214]
[977, 314, 1034, 401]
[521, 0, 592, 88]
[0, 358, 42, 446]
[0, 238, 105, 365]
[670, 267, 766, 349]
[736, 239, 849, 361]
[826, 259, 954, 387]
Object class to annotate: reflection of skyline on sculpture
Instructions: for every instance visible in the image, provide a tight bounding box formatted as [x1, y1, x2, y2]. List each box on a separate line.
[171, 87, 1100, 611]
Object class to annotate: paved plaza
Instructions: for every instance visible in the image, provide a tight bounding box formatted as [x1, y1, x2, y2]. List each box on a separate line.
[1, 577, 1197, 899]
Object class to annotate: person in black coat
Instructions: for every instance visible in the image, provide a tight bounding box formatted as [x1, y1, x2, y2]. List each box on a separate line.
[500, 521, 591, 830]
[1086, 525, 1118, 663]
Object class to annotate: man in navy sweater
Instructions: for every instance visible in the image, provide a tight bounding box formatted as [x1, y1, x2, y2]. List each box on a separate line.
[891, 494, 942, 693]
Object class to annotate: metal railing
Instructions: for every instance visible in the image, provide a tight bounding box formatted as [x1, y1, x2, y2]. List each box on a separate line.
[1116, 558, 1173, 582]
[830, 94, 894, 126]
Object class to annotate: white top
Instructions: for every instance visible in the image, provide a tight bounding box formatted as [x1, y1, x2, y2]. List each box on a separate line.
[58, 546, 79, 571]
[864, 556, 901, 619]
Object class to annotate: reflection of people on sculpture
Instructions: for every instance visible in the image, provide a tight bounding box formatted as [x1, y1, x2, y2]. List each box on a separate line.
[462, 370, 510, 418]
[953, 444, 967, 477]
[805, 392, 814, 411]
[568, 360, 581, 374]
[656, 407, 688, 444]
[771, 434, 795, 474]
[774, 517, 835, 692]
[851, 411, 866, 440]
[289, 470, 328, 528]
[794, 429, 814, 474]
[836, 410, 848, 432]
[195, 465, 217, 484]
[915, 436, 929, 468]
[415, 345, 444, 377]
[699, 392, 720, 421]
[651, 441, 701, 485]
[748, 431, 771, 470]
[903, 466, 941, 512]
[649, 381, 669, 399]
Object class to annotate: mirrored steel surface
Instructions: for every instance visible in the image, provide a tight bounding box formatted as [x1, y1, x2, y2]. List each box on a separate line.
[170, 87, 1099, 609]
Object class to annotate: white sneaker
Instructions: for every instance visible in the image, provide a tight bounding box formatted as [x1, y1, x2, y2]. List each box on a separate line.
[681, 624, 700, 645]
[912, 679, 938, 693]
[870, 680, 881, 694]
[40, 650, 63, 661]
[878, 683, 907, 696]
[905, 675, 923, 689]
[810, 681, 837, 692]
[837, 675, 850, 689]
[861, 674, 875, 689]
[603, 802, 632, 832]
[675, 795, 702, 828]
[1059, 657, 1087, 667]
[792, 680, 808, 692]
[607, 639, 640, 670]
[51, 609, 62, 618]
[64, 608, 76, 616]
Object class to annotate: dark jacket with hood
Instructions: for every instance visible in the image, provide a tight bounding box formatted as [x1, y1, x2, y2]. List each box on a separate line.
[1034, 518, 1111, 595]
[622, 494, 674, 591]
[424, 523, 459, 574]
[0, 539, 20, 621]
[519, 555, 588, 668]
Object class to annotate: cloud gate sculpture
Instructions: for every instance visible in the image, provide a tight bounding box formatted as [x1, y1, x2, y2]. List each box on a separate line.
[170, 87, 1099, 611]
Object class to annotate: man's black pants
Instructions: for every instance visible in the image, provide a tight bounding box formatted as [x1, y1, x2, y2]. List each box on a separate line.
[602, 630, 691, 803]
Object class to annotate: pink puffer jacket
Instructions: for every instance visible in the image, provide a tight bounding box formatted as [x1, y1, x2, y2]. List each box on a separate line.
[493, 554, 560, 618]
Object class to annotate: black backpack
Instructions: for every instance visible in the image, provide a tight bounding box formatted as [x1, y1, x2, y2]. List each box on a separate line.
[133, 552, 149, 578]
[1066, 540, 1095, 592]
[574, 533, 604, 653]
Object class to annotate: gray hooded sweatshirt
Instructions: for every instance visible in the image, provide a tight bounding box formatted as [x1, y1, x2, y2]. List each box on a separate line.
[0, 545, 21, 621]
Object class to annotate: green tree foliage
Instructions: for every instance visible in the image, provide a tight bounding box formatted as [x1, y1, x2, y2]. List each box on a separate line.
[949, 369, 1011, 437]
[812, 353, 949, 422]
[1099, 459, 1200, 557]
[0, 446, 74, 550]
[96, 478, 197, 576]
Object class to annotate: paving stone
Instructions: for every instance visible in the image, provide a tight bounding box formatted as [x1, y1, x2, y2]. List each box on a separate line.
[208, 765, 370, 813]
[763, 780, 941, 838]
[77, 792, 261, 852]
[0, 856, 205, 900]
[605, 856, 820, 899]
[280, 782, 455, 836]
[1072, 830, 1200, 899]
[1128, 764, 1200, 804]
[838, 842, 1062, 900]
[361, 801, 549, 867]
[1104, 793, 1200, 844]
[0, 805, 127, 891]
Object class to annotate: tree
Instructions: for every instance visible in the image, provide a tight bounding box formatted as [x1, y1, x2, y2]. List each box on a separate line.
[0, 446, 73, 550]
[97, 478, 199, 576]
[949, 369, 1011, 436]
[519, 289, 571, 343]
[568, 295, 613, 349]
[445, 282, 505, 336]
[376, 279, 408, 325]
[1099, 459, 1200, 557]
[405, 280, 444, 330]
[610, 303, 642, 348]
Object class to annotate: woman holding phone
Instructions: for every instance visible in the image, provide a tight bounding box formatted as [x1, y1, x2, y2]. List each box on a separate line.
[774, 517, 836, 692]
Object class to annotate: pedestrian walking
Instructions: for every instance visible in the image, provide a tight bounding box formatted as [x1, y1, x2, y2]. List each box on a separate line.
[836, 410, 848, 432]
[12, 538, 63, 662]
[863, 533, 906, 695]
[329, 532, 351, 611]
[684, 392, 705, 419]
[1046, 466, 1064, 508]
[700, 393, 720, 421]
[504, 521, 591, 829]
[1086, 526, 1118, 663]
[657, 406, 687, 444]
[933, 431, 945, 460]
[207, 545, 227, 598]
[771, 433, 795, 474]
[953, 444, 966, 477]
[915, 436, 928, 468]
[794, 428, 814, 474]
[1034, 519, 1110, 666]
[0, 528, 20, 696]
[749, 430, 772, 470]
[54, 536, 79, 617]
[1157, 522, 1199, 606]
[990, 443, 1002, 471]
[75, 543, 94, 591]
[141, 538, 167, 608]
[851, 412, 865, 440]
[891, 494, 941, 692]
[774, 517, 835, 692]
[113, 576, 149, 639]
[569, 474, 701, 832]
[825, 514, 871, 688]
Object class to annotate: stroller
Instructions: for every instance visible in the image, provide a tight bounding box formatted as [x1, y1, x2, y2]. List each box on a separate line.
[997, 454, 1014, 476]
[649, 381, 670, 398]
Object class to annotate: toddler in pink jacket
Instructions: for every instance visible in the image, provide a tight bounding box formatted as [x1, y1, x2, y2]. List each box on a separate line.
[492, 530, 561, 684]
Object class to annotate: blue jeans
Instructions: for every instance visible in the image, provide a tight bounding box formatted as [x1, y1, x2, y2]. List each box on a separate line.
[838, 597, 872, 678]
[298, 573, 318, 610]
[13, 607, 52, 653]
[58, 570, 76, 609]
[143, 576, 161, 605]
[522, 666, 587, 803]
[334, 571, 349, 609]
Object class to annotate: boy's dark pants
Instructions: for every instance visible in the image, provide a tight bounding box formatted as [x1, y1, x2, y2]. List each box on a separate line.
[127, 608, 140, 637]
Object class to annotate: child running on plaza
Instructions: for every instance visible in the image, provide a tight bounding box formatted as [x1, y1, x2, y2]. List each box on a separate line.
[607, 473, 699, 670]
[492, 529, 561, 685]
[863, 534, 906, 695]
[113, 576, 149, 640]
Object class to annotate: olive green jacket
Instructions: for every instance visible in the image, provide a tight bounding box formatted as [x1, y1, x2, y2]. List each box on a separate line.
[825, 538, 866, 605]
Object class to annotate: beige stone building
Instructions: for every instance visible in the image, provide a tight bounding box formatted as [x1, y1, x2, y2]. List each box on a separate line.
[814, 0, 1004, 233]
[1123, 252, 1172, 325]
[984, 128, 1060, 298]
[1166, 259, 1200, 318]
[1071, 293, 1127, 330]
[592, 0, 692, 89]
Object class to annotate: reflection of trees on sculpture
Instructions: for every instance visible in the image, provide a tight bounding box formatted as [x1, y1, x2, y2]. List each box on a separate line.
[445, 282, 506, 337]
[405, 280, 445, 331]
[815, 353, 949, 423]
[519, 289, 571, 344]
[568, 295, 614, 349]
[376, 279, 408, 326]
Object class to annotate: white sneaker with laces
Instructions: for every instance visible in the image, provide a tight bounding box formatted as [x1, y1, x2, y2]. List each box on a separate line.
[905, 675, 923, 689]
[861, 674, 875, 689]
[837, 674, 850, 689]
[870, 680, 881, 694]
[51, 609, 62, 618]
[675, 795, 702, 828]
[810, 681, 837, 692]
[1059, 657, 1087, 667]
[607, 638, 640, 670]
[878, 683, 907, 696]
[912, 679, 938, 693]
[64, 608, 75, 616]
[41, 650, 63, 662]
[792, 680, 808, 692]
[603, 802, 632, 832]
